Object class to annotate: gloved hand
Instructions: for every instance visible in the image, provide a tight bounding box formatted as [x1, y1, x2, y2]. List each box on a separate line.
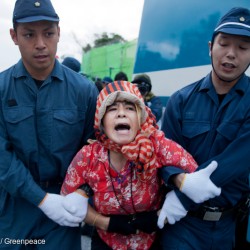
[180, 161, 221, 203]
[157, 190, 187, 229]
[39, 193, 82, 227]
[131, 210, 158, 233]
[62, 191, 88, 221]
[107, 214, 137, 235]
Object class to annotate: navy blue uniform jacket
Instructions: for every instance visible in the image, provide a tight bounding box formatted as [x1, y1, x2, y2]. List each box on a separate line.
[0, 60, 98, 208]
[161, 73, 250, 210]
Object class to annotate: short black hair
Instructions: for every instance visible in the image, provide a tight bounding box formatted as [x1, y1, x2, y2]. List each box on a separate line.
[114, 71, 128, 81]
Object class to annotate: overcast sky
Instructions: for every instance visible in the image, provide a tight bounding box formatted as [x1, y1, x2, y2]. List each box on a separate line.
[0, 0, 144, 71]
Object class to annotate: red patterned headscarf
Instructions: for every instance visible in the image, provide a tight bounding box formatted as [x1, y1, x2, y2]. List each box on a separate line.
[95, 81, 163, 172]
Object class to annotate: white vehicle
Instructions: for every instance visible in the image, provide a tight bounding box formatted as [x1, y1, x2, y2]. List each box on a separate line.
[133, 0, 250, 105]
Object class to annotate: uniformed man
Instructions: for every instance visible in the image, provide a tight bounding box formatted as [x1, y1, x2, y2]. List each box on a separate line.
[160, 7, 250, 250]
[0, 0, 98, 249]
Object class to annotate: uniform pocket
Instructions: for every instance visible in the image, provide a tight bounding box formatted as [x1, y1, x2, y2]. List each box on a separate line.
[182, 122, 210, 139]
[4, 107, 33, 123]
[3, 107, 35, 151]
[52, 109, 86, 151]
[182, 121, 211, 150]
[53, 110, 85, 125]
[217, 122, 240, 141]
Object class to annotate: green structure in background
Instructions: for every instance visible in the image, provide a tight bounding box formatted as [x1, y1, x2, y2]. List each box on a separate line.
[82, 39, 137, 81]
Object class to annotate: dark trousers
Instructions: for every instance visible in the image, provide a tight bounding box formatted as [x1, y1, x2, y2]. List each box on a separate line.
[160, 215, 236, 250]
[0, 188, 81, 250]
[234, 214, 250, 250]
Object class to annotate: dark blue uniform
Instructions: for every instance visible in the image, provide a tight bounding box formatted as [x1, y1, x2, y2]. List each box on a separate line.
[0, 60, 98, 249]
[161, 73, 250, 250]
[146, 95, 163, 123]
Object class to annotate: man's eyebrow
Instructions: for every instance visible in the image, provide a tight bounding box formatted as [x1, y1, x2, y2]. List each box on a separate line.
[241, 38, 250, 43]
[219, 34, 250, 43]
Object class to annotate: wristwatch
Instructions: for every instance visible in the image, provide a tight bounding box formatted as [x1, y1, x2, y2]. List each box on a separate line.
[79, 183, 94, 197]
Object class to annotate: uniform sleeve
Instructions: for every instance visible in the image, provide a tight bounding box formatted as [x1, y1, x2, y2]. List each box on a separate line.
[204, 119, 250, 186]
[147, 96, 163, 122]
[161, 91, 186, 146]
[159, 93, 193, 183]
[0, 105, 46, 206]
[164, 88, 250, 186]
[61, 146, 90, 195]
[160, 93, 198, 210]
[161, 87, 250, 210]
[80, 80, 99, 144]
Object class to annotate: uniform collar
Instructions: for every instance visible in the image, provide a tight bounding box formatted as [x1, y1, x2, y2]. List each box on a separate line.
[198, 72, 247, 96]
[12, 59, 64, 82]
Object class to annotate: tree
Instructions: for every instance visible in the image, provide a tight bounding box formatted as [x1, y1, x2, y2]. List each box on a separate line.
[93, 32, 127, 48]
[72, 32, 127, 53]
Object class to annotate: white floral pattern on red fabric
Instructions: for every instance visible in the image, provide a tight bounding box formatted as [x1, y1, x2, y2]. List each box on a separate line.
[61, 132, 198, 250]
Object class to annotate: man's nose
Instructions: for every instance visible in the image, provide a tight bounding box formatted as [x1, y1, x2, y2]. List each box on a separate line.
[35, 35, 46, 49]
[226, 46, 236, 60]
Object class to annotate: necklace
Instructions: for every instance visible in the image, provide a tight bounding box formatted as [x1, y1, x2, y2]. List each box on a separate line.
[108, 151, 137, 214]
[109, 160, 132, 184]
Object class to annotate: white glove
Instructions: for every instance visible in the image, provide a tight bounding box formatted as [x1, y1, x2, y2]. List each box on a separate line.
[39, 193, 82, 227]
[62, 191, 88, 221]
[157, 190, 187, 229]
[180, 161, 221, 203]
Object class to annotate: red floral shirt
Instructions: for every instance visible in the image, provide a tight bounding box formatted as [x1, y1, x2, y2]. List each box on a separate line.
[61, 134, 197, 250]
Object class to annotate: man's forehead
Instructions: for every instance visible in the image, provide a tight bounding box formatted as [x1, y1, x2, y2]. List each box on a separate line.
[217, 32, 250, 42]
[17, 20, 57, 28]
